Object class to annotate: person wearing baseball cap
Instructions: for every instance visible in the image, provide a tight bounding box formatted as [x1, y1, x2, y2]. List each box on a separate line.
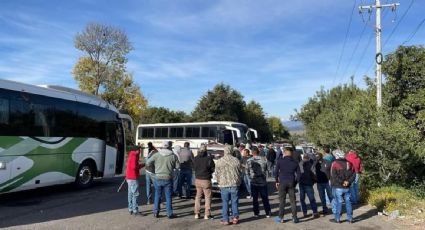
[146, 140, 180, 219]
[329, 149, 356, 224]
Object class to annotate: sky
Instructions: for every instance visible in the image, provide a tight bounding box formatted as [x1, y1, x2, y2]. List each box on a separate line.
[0, 0, 424, 121]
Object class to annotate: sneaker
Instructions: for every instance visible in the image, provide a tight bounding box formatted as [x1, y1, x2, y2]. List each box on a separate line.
[129, 210, 133, 215]
[292, 217, 299, 223]
[246, 195, 252, 199]
[313, 213, 320, 218]
[253, 214, 259, 218]
[194, 214, 200, 219]
[266, 215, 271, 218]
[167, 214, 177, 219]
[204, 215, 214, 220]
[303, 213, 309, 218]
[220, 220, 229, 225]
[153, 213, 159, 218]
[348, 219, 354, 224]
[232, 217, 239, 225]
[274, 216, 284, 223]
[133, 211, 142, 216]
[329, 219, 340, 224]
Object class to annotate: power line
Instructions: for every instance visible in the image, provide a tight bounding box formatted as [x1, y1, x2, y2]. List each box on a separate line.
[353, 30, 374, 77]
[332, 0, 357, 86]
[341, 23, 368, 82]
[383, 0, 415, 48]
[402, 18, 425, 45]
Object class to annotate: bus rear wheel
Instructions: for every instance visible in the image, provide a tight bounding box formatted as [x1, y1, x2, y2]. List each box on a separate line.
[75, 162, 95, 188]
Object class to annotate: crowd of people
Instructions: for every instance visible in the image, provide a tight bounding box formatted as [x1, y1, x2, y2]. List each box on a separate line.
[125, 142, 362, 225]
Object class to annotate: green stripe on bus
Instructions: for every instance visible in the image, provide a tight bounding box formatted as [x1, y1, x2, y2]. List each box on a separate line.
[0, 136, 24, 149]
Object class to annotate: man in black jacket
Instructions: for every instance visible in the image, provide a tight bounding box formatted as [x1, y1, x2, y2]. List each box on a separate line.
[193, 145, 215, 220]
[299, 154, 319, 218]
[315, 152, 333, 215]
[274, 147, 300, 224]
[330, 150, 356, 224]
[266, 144, 276, 177]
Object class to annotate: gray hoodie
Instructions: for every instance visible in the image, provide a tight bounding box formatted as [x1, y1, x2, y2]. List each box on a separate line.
[147, 148, 179, 180]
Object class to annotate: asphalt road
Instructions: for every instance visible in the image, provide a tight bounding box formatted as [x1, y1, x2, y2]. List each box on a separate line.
[0, 176, 401, 230]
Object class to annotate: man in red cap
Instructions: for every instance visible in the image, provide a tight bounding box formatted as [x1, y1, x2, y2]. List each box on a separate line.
[345, 150, 362, 205]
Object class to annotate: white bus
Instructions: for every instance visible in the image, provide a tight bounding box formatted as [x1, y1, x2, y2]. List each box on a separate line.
[135, 121, 258, 156]
[0, 79, 132, 194]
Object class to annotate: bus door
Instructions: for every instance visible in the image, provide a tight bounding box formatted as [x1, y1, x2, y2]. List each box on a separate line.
[103, 122, 119, 177]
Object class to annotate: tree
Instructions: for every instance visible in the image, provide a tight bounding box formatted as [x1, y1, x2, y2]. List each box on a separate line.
[192, 83, 246, 122]
[383, 45, 425, 136]
[140, 107, 190, 124]
[73, 22, 147, 124]
[102, 71, 147, 123]
[73, 22, 132, 96]
[268, 116, 290, 140]
[243, 100, 272, 142]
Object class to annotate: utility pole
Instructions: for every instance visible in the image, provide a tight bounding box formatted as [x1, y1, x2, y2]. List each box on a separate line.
[359, 0, 399, 108]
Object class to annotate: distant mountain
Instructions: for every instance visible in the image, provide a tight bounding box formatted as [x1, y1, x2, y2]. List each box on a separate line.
[283, 120, 305, 132]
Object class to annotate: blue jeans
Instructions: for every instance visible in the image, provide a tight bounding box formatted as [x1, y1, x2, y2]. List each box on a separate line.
[332, 188, 353, 221]
[146, 173, 155, 202]
[350, 174, 360, 204]
[153, 179, 173, 216]
[251, 184, 271, 216]
[178, 168, 192, 197]
[299, 184, 318, 214]
[317, 182, 333, 212]
[220, 187, 239, 222]
[243, 173, 251, 195]
[173, 170, 180, 194]
[127, 179, 139, 213]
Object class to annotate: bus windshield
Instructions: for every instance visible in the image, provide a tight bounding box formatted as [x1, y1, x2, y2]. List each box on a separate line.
[232, 124, 249, 144]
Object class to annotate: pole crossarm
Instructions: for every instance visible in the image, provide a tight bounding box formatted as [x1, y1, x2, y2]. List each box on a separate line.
[359, 3, 400, 10]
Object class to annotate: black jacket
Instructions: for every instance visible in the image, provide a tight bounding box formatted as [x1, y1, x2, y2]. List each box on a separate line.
[299, 159, 316, 186]
[315, 159, 330, 183]
[275, 156, 300, 184]
[330, 159, 356, 188]
[193, 151, 215, 180]
[266, 149, 276, 163]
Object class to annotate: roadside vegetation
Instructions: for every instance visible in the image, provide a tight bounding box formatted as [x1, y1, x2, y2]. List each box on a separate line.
[295, 45, 425, 222]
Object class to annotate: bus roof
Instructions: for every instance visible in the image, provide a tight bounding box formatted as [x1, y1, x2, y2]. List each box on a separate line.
[137, 121, 248, 127]
[0, 79, 119, 113]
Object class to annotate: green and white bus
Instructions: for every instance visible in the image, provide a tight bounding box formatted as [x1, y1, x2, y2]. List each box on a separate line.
[0, 79, 132, 194]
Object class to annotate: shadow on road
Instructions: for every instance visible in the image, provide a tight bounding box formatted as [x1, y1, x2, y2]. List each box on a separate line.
[0, 176, 128, 228]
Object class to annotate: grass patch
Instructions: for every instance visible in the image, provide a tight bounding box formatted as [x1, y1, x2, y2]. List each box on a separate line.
[366, 185, 425, 221]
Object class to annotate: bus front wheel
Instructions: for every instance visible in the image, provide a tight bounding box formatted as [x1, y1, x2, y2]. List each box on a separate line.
[75, 161, 95, 188]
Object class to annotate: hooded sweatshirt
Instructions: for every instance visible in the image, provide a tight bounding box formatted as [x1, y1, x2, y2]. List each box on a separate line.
[330, 158, 355, 188]
[126, 150, 142, 180]
[215, 145, 242, 187]
[146, 148, 179, 180]
[247, 155, 268, 186]
[179, 147, 194, 170]
[299, 159, 316, 186]
[345, 151, 362, 173]
[193, 149, 215, 180]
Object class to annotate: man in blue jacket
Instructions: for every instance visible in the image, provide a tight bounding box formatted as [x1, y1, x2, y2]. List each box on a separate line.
[274, 147, 301, 224]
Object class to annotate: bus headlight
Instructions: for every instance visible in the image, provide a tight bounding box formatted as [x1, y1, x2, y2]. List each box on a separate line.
[0, 161, 6, 170]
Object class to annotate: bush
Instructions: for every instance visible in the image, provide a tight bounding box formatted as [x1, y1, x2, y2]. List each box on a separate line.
[367, 185, 425, 221]
[367, 186, 414, 212]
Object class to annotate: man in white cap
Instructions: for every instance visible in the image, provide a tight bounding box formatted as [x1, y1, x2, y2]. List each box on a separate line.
[146, 140, 179, 219]
[329, 149, 355, 224]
